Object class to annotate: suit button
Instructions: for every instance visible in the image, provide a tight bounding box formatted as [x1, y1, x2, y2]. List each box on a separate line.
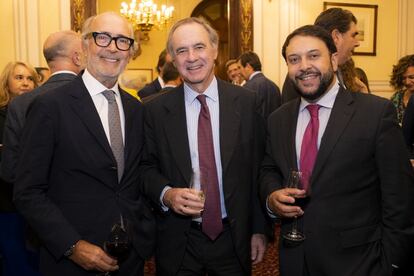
[110, 166, 117, 171]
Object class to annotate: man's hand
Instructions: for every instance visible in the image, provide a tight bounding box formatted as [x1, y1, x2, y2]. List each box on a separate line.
[163, 188, 204, 216]
[251, 234, 267, 265]
[268, 188, 306, 217]
[69, 240, 118, 272]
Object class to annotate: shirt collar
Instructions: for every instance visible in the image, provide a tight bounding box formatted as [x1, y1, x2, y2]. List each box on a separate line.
[299, 80, 340, 112]
[249, 71, 261, 80]
[158, 75, 165, 88]
[50, 70, 78, 77]
[184, 77, 218, 104]
[82, 69, 120, 97]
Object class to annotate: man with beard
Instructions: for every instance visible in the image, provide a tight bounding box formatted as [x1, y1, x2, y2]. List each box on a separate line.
[259, 25, 414, 276]
[282, 7, 361, 103]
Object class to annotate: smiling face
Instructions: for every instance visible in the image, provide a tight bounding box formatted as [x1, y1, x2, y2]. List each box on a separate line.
[286, 35, 338, 101]
[8, 64, 36, 95]
[169, 22, 218, 93]
[83, 13, 134, 88]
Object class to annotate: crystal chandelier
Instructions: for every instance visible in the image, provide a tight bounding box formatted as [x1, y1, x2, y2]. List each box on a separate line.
[120, 0, 174, 41]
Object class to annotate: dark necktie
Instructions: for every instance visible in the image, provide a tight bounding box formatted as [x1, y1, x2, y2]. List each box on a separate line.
[102, 90, 124, 182]
[299, 104, 320, 190]
[196, 95, 222, 240]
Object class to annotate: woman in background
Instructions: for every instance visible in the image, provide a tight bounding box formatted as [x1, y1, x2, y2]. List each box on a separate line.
[390, 54, 414, 125]
[0, 61, 39, 276]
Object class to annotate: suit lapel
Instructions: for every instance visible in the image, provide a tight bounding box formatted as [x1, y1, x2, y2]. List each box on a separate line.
[284, 99, 301, 171]
[163, 87, 193, 185]
[218, 80, 241, 174]
[311, 88, 355, 182]
[120, 89, 139, 187]
[68, 78, 115, 163]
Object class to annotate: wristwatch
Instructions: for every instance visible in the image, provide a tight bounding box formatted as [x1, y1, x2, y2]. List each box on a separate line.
[63, 243, 77, 258]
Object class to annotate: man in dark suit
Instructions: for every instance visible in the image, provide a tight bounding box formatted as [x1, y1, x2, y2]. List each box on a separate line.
[0, 30, 83, 276]
[1, 30, 84, 184]
[14, 12, 154, 276]
[141, 61, 181, 104]
[137, 49, 171, 100]
[238, 51, 281, 119]
[141, 17, 267, 276]
[282, 8, 360, 103]
[260, 25, 414, 276]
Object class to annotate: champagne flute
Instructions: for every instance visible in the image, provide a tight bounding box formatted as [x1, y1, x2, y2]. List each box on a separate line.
[282, 170, 306, 246]
[189, 168, 207, 215]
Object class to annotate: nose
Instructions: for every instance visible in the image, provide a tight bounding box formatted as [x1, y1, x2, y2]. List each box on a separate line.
[355, 38, 361, 47]
[22, 78, 29, 86]
[187, 49, 198, 62]
[299, 58, 311, 70]
[107, 39, 118, 51]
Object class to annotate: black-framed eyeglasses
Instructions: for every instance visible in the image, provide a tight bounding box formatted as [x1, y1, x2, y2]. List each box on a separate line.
[86, 32, 134, 51]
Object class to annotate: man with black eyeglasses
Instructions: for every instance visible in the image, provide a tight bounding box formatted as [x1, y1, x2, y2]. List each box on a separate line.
[14, 12, 155, 276]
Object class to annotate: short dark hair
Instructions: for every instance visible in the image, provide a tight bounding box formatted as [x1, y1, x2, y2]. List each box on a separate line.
[161, 62, 180, 83]
[238, 51, 262, 71]
[315, 8, 357, 34]
[156, 49, 168, 74]
[282, 25, 337, 62]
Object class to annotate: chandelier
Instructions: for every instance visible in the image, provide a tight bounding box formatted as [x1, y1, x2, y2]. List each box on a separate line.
[120, 0, 174, 41]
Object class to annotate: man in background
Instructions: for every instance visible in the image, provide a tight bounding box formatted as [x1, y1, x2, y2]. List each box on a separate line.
[238, 51, 281, 119]
[225, 59, 245, 86]
[2, 30, 84, 184]
[141, 61, 181, 103]
[14, 12, 155, 275]
[282, 7, 360, 103]
[137, 48, 172, 100]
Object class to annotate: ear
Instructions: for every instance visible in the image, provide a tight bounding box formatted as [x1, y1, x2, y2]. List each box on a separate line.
[331, 29, 342, 44]
[72, 52, 82, 66]
[331, 52, 339, 72]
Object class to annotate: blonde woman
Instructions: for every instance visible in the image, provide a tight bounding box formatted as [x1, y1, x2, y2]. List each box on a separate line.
[0, 61, 39, 276]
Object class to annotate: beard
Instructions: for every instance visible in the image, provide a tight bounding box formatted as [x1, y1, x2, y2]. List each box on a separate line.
[292, 67, 335, 102]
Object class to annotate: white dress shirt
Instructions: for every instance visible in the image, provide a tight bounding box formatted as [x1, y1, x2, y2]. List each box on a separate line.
[82, 69, 125, 144]
[184, 77, 227, 219]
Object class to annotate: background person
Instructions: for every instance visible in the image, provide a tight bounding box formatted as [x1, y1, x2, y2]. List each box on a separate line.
[390, 54, 414, 125]
[0, 61, 39, 276]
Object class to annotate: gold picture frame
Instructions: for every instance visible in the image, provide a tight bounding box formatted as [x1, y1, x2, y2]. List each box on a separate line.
[324, 2, 378, 56]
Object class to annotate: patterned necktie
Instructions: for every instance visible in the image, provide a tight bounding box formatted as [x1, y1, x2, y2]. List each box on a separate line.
[196, 94, 222, 240]
[102, 90, 124, 182]
[299, 104, 320, 190]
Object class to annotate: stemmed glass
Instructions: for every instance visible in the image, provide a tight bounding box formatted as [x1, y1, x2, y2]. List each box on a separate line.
[101, 214, 131, 275]
[282, 170, 308, 246]
[189, 168, 207, 216]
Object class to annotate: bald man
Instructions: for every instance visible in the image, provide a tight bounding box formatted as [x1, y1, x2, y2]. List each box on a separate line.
[13, 13, 154, 276]
[1, 30, 84, 184]
[0, 30, 84, 276]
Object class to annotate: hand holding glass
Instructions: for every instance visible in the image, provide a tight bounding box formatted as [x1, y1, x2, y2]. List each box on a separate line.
[282, 170, 307, 245]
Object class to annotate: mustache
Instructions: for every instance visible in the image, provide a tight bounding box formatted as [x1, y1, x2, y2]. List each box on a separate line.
[296, 69, 321, 79]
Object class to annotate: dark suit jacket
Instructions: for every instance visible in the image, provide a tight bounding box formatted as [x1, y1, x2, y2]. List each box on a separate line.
[244, 72, 281, 119]
[14, 76, 155, 276]
[0, 107, 13, 211]
[402, 94, 414, 156]
[260, 88, 414, 276]
[140, 79, 267, 275]
[1, 73, 77, 185]
[137, 78, 162, 99]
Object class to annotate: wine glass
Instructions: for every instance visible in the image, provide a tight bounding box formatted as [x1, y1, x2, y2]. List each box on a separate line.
[102, 215, 131, 275]
[282, 170, 306, 246]
[189, 168, 207, 216]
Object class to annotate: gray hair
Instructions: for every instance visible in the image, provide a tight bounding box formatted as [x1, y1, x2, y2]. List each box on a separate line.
[167, 17, 218, 57]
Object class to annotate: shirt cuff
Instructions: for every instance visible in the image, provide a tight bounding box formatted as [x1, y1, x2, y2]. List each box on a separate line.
[266, 196, 278, 219]
[160, 186, 172, 212]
